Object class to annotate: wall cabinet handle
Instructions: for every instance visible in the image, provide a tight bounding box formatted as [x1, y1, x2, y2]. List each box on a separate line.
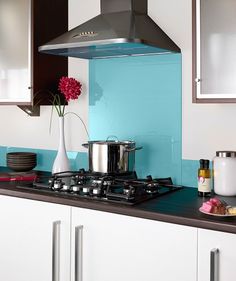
[75, 225, 83, 281]
[52, 221, 61, 281]
[210, 248, 219, 281]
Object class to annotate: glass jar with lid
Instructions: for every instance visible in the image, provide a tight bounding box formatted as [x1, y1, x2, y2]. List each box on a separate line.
[213, 151, 236, 196]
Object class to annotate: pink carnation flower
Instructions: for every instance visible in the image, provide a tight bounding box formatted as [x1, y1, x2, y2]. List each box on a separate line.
[58, 76, 82, 102]
[50, 76, 89, 139]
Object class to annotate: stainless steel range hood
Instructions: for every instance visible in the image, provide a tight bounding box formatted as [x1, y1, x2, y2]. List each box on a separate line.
[39, 0, 180, 59]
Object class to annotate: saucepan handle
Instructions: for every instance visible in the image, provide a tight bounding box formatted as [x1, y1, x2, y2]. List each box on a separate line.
[125, 146, 143, 152]
[82, 143, 89, 148]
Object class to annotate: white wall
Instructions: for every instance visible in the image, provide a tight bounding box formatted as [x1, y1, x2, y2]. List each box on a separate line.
[0, 0, 236, 161]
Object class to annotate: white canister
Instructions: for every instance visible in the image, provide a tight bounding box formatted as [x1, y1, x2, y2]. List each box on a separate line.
[213, 151, 236, 196]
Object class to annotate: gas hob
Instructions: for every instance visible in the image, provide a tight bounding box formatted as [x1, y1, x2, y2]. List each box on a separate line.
[17, 170, 182, 205]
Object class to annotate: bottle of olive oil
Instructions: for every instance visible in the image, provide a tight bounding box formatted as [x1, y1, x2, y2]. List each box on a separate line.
[198, 159, 211, 197]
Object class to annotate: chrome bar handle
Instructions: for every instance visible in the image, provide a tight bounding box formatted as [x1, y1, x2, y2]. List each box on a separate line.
[210, 248, 219, 281]
[52, 221, 61, 281]
[75, 225, 84, 281]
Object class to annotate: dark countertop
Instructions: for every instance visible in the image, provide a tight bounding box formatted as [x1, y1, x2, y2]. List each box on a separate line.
[0, 181, 236, 234]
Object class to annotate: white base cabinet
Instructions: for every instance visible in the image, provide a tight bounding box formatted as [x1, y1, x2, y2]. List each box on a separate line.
[198, 229, 236, 281]
[3, 195, 236, 281]
[71, 207, 197, 281]
[0, 196, 71, 281]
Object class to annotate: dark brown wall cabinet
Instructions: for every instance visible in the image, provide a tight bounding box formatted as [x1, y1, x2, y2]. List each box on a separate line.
[193, 0, 236, 103]
[0, 0, 68, 115]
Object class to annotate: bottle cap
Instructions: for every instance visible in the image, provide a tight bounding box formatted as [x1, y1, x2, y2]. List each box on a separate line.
[199, 159, 209, 169]
[216, 151, 236, 158]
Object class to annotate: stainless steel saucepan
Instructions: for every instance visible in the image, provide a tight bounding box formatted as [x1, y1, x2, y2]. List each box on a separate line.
[82, 138, 142, 174]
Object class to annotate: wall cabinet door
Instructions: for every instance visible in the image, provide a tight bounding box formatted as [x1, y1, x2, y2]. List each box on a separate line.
[198, 228, 236, 281]
[193, 0, 236, 102]
[71, 207, 197, 281]
[0, 196, 71, 281]
[0, 0, 68, 115]
[0, 0, 31, 103]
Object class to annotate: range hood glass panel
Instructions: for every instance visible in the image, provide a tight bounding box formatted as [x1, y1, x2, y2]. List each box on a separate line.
[42, 43, 171, 59]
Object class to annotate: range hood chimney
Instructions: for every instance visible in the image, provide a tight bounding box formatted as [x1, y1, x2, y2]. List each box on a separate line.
[39, 0, 180, 59]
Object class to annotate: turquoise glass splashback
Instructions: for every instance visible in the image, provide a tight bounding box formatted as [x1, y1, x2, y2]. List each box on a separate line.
[0, 146, 88, 172]
[0, 145, 199, 187]
[89, 54, 182, 184]
[0, 53, 202, 187]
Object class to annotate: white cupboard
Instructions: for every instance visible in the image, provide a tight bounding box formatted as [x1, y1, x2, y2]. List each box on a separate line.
[71, 207, 197, 281]
[193, 0, 236, 102]
[0, 196, 71, 281]
[2, 194, 236, 281]
[198, 228, 236, 281]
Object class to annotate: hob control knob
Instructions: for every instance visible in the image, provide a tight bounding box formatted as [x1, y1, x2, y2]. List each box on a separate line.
[53, 179, 64, 191]
[72, 185, 80, 193]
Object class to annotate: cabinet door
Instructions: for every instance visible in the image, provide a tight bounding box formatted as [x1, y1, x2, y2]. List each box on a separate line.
[0, 196, 71, 281]
[198, 229, 236, 280]
[0, 0, 68, 114]
[71, 208, 197, 281]
[193, 0, 236, 102]
[0, 0, 31, 103]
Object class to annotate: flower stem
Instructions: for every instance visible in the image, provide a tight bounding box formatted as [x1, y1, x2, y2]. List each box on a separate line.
[64, 112, 90, 139]
[55, 95, 63, 116]
[49, 104, 54, 134]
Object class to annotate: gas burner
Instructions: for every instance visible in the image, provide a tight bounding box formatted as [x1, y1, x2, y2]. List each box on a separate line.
[16, 170, 183, 205]
[72, 174, 87, 186]
[145, 182, 159, 194]
[123, 183, 134, 195]
[91, 178, 113, 187]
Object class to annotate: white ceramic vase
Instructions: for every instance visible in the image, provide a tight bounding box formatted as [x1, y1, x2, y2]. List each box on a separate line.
[52, 116, 70, 174]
